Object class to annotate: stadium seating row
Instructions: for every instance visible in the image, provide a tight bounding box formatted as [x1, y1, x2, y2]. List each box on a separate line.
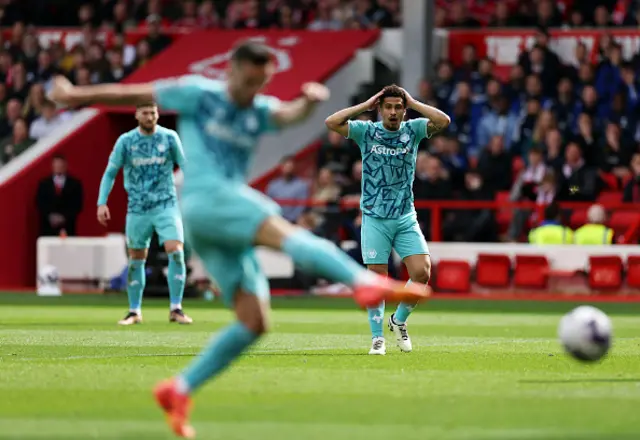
[435, 254, 640, 292]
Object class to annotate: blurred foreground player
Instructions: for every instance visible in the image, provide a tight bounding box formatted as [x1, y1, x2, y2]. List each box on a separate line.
[326, 85, 450, 355]
[50, 41, 429, 438]
[97, 102, 192, 325]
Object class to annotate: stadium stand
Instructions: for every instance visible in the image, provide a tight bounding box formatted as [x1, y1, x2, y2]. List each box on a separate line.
[1, 0, 640, 291]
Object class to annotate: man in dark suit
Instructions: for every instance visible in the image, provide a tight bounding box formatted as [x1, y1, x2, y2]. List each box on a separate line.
[36, 154, 83, 236]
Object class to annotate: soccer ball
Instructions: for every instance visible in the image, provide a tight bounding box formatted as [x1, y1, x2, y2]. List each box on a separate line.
[558, 306, 612, 362]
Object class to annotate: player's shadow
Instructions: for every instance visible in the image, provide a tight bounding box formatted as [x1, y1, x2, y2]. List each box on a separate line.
[520, 378, 640, 384]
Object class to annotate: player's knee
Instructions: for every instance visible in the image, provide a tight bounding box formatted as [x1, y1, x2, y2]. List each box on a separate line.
[128, 249, 147, 260]
[164, 240, 183, 254]
[367, 264, 389, 277]
[410, 260, 431, 284]
[240, 311, 269, 335]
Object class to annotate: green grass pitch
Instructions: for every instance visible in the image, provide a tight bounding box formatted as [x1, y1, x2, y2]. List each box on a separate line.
[1, 293, 639, 440]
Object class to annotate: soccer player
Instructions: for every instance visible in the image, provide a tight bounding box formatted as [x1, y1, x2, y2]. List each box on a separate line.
[49, 41, 428, 438]
[325, 85, 450, 355]
[97, 102, 193, 325]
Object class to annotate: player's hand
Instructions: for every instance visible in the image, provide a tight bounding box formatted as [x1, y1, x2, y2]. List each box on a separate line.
[365, 90, 383, 111]
[398, 87, 416, 106]
[301, 82, 330, 103]
[48, 75, 74, 105]
[97, 205, 110, 227]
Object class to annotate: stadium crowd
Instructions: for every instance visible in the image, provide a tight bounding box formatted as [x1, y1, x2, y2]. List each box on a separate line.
[1, 0, 639, 246]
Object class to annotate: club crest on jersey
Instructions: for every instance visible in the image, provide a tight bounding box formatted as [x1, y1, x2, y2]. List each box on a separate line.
[367, 249, 377, 259]
[157, 144, 166, 152]
[371, 145, 410, 156]
[400, 133, 410, 143]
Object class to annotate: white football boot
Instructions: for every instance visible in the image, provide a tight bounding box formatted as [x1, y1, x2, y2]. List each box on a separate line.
[389, 314, 412, 352]
[118, 311, 142, 325]
[368, 337, 386, 355]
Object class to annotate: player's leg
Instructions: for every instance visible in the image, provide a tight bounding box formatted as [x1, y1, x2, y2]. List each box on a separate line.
[155, 206, 192, 324]
[255, 214, 427, 308]
[361, 215, 394, 355]
[154, 246, 268, 438]
[388, 213, 432, 352]
[119, 213, 153, 325]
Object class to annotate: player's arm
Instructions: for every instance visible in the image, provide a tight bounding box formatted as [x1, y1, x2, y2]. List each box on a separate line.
[49, 75, 154, 107]
[324, 91, 382, 137]
[400, 87, 451, 136]
[271, 83, 330, 128]
[96, 137, 125, 226]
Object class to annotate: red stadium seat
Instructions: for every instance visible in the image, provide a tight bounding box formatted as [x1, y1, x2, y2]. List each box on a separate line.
[597, 191, 622, 205]
[609, 211, 640, 234]
[599, 172, 619, 190]
[588, 256, 623, 290]
[475, 254, 511, 288]
[626, 256, 640, 288]
[514, 255, 549, 289]
[434, 260, 471, 292]
[570, 209, 588, 229]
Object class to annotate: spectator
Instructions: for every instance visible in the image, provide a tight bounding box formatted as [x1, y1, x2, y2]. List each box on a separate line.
[598, 122, 635, 180]
[574, 204, 614, 245]
[317, 130, 358, 182]
[132, 39, 152, 70]
[1, 118, 35, 164]
[573, 113, 598, 164]
[438, 136, 468, 190]
[173, 0, 200, 28]
[515, 98, 541, 154]
[444, 171, 498, 242]
[308, 2, 344, 30]
[488, 1, 520, 27]
[535, 0, 563, 27]
[10, 62, 30, 102]
[478, 135, 513, 192]
[447, 88, 474, 153]
[524, 109, 557, 158]
[36, 155, 83, 237]
[195, 0, 219, 28]
[549, 77, 577, 135]
[29, 100, 65, 140]
[266, 156, 310, 223]
[0, 98, 23, 138]
[477, 96, 519, 155]
[111, 1, 138, 32]
[313, 167, 341, 203]
[144, 15, 172, 55]
[24, 82, 46, 122]
[433, 61, 456, 110]
[529, 202, 574, 245]
[87, 42, 111, 84]
[105, 48, 132, 83]
[448, 0, 482, 27]
[623, 153, 640, 203]
[413, 154, 453, 237]
[556, 142, 601, 202]
[543, 129, 565, 170]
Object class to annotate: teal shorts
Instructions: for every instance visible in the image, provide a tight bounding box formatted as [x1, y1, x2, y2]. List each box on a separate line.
[180, 184, 281, 306]
[361, 211, 429, 265]
[126, 205, 184, 249]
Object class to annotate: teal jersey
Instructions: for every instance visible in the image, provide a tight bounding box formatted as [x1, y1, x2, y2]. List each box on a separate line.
[152, 75, 281, 194]
[98, 125, 185, 213]
[347, 118, 430, 219]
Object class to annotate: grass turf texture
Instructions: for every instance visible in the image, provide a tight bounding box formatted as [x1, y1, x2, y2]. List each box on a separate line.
[1, 294, 639, 440]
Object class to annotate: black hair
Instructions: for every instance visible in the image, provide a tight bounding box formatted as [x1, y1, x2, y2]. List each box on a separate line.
[231, 40, 272, 65]
[379, 84, 406, 107]
[52, 154, 66, 162]
[544, 203, 561, 221]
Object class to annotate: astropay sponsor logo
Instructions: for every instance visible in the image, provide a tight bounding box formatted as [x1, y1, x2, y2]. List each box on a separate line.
[188, 35, 297, 80]
[371, 145, 410, 156]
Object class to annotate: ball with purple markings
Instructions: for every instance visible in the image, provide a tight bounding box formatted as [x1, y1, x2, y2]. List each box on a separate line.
[558, 306, 612, 362]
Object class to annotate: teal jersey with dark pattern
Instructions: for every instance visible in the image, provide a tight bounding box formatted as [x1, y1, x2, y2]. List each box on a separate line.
[347, 118, 430, 219]
[102, 125, 185, 214]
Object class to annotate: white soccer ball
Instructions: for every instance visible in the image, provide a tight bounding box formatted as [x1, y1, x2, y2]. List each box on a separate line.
[558, 306, 612, 362]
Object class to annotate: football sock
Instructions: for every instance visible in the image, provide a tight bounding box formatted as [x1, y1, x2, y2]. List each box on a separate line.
[368, 301, 385, 338]
[179, 322, 259, 393]
[282, 229, 371, 286]
[394, 280, 420, 324]
[127, 259, 145, 314]
[168, 250, 186, 310]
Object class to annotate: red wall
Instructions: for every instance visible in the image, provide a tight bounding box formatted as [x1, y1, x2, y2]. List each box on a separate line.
[0, 111, 176, 288]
